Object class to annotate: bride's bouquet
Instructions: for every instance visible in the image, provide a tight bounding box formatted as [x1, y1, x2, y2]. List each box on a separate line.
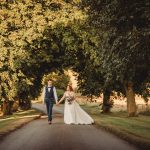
[66, 97, 74, 105]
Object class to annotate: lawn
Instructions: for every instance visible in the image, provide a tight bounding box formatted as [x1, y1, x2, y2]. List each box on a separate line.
[81, 104, 150, 142]
[0, 109, 41, 119]
[0, 109, 42, 133]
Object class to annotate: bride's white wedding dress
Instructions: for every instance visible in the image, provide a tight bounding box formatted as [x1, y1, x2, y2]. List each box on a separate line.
[63, 91, 94, 125]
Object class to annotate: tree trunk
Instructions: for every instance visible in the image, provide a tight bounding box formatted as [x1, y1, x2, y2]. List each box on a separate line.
[3, 100, 13, 116]
[12, 100, 19, 112]
[19, 99, 31, 110]
[125, 82, 137, 117]
[102, 89, 111, 113]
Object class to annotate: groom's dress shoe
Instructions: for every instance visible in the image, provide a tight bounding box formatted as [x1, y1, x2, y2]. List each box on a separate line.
[48, 121, 52, 124]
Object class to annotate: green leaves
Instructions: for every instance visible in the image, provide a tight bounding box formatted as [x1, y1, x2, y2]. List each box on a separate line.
[0, 0, 149, 108]
[0, 0, 86, 105]
[42, 71, 70, 90]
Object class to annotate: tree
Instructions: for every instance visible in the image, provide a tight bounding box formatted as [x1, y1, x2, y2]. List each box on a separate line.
[82, 0, 150, 116]
[42, 71, 70, 90]
[1, 0, 149, 117]
[0, 0, 86, 115]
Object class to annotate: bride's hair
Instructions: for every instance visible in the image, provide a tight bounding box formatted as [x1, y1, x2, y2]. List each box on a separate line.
[67, 84, 73, 91]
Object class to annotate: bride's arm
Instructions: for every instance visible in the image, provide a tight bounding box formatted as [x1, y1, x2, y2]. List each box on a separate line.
[73, 92, 76, 101]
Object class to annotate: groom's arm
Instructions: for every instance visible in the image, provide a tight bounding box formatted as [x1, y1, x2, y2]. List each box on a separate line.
[53, 87, 58, 103]
[42, 87, 46, 104]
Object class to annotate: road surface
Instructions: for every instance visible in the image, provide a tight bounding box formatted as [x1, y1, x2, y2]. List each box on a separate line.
[0, 103, 138, 150]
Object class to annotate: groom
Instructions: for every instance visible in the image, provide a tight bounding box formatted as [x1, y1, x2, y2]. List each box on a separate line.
[43, 79, 58, 124]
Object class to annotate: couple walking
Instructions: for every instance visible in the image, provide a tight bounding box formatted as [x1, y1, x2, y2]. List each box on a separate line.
[43, 79, 94, 125]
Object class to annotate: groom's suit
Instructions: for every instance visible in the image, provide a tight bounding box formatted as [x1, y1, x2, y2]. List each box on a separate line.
[43, 86, 58, 121]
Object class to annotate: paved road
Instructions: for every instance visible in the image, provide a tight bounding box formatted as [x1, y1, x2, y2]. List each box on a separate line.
[0, 103, 138, 150]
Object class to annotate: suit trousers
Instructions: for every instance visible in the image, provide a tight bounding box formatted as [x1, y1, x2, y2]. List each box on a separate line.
[45, 100, 54, 121]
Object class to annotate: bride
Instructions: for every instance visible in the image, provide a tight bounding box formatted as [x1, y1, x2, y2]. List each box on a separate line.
[57, 84, 94, 125]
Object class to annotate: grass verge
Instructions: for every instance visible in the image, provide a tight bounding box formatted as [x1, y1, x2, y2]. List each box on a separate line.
[0, 109, 43, 140]
[81, 104, 150, 150]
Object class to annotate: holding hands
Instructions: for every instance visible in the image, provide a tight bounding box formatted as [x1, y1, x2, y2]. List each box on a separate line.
[56, 93, 65, 106]
[56, 101, 59, 106]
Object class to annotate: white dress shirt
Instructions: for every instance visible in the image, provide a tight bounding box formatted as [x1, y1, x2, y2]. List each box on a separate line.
[42, 86, 58, 103]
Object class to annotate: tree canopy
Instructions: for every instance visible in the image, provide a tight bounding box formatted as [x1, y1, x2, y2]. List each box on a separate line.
[0, 0, 149, 116]
[0, 0, 86, 114]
